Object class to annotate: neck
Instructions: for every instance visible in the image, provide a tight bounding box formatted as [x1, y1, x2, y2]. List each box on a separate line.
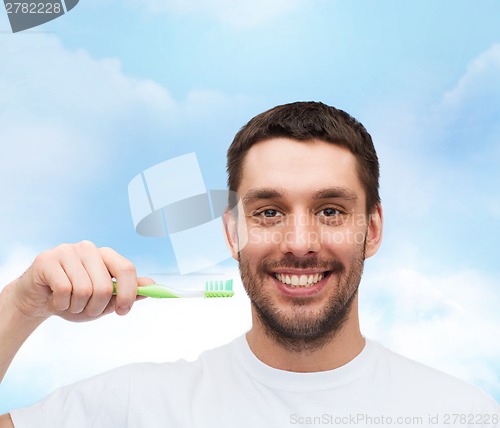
[246, 296, 364, 372]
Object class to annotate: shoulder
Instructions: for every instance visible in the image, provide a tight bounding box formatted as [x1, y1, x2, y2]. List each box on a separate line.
[369, 340, 498, 410]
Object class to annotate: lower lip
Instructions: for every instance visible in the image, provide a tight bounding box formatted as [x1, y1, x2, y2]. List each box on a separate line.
[273, 274, 329, 297]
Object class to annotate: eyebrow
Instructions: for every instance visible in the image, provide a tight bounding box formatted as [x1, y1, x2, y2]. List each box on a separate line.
[313, 187, 358, 201]
[242, 188, 287, 205]
[242, 186, 358, 205]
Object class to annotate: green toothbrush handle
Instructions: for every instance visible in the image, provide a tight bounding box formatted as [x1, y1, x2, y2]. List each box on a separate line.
[112, 282, 179, 298]
[136, 284, 179, 298]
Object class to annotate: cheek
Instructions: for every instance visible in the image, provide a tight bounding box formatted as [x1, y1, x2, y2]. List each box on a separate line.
[245, 226, 282, 248]
[238, 227, 279, 270]
[320, 228, 367, 258]
[321, 229, 366, 246]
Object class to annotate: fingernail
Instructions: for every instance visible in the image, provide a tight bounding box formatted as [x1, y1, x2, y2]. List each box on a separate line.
[117, 305, 130, 316]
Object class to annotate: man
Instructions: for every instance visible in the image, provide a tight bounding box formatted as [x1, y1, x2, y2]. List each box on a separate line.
[0, 102, 498, 427]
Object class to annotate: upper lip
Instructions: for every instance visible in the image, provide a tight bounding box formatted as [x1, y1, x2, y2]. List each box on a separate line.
[271, 269, 328, 275]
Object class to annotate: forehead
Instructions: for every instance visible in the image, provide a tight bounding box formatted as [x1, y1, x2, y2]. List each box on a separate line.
[239, 138, 364, 201]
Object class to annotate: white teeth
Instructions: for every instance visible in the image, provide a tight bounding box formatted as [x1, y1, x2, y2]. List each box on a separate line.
[275, 273, 325, 288]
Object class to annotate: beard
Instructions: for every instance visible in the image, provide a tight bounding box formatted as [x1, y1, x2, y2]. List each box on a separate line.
[239, 242, 366, 353]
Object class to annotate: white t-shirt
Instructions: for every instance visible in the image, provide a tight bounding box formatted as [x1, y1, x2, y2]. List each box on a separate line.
[10, 336, 499, 427]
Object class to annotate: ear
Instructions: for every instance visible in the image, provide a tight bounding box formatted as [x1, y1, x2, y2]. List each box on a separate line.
[223, 208, 240, 261]
[364, 204, 383, 259]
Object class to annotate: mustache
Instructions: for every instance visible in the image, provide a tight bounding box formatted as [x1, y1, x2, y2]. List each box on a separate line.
[259, 255, 345, 273]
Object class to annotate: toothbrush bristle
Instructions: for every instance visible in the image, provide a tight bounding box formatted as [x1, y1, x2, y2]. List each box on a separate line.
[204, 279, 234, 298]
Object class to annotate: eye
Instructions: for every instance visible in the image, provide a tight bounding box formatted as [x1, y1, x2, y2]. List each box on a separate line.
[259, 209, 283, 218]
[250, 208, 285, 225]
[319, 207, 341, 217]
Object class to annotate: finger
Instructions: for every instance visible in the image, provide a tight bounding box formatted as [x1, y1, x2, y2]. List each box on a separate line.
[39, 260, 72, 312]
[99, 296, 118, 318]
[78, 241, 115, 317]
[133, 277, 156, 302]
[100, 247, 137, 316]
[59, 253, 93, 314]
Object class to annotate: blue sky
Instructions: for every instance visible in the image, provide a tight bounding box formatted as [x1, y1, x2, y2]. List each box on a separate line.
[0, 0, 499, 412]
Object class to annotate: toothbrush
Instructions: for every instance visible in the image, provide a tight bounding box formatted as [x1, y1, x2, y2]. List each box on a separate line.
[112, 279, 234, 298]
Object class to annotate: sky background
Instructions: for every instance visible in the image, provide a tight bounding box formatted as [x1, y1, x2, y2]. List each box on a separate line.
[1, 0, 499, 412]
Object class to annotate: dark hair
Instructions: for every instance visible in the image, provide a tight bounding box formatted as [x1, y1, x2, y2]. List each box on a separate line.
[227, 101, 380, 212]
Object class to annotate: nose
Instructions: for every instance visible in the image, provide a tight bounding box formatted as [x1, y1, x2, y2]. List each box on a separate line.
[279, 212, 321, 257]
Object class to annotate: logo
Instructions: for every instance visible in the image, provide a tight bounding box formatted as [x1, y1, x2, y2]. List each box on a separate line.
[3, 0, 79, 33]
[128, 153, 241, 275]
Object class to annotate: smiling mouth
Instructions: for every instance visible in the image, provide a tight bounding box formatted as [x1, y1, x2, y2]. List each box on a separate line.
[274, 272, 329, 288]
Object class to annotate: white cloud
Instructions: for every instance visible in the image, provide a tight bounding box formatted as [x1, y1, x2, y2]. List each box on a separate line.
[439, 43, 500, 121]
[0, 34, 177, 243]
[0, 37, 175, 122]
[356, 44, 500, 401]
[427, 43, 500, 172]
[367, 42, 500, 270]
[126, 0, 308, 29]
[0, 34, 252, 246]
[429, 44, 500, 220]
[0, 245, 38, 289]
[360, 265, 500, 399]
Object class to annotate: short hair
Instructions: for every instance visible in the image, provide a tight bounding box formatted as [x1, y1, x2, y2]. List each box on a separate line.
[227, 101, 380, 213]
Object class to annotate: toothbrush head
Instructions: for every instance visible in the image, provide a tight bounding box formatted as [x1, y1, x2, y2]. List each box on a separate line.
[204, 279, 234, 298]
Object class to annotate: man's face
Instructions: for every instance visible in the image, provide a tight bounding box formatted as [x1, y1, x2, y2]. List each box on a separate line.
[225, 138, 382, 351]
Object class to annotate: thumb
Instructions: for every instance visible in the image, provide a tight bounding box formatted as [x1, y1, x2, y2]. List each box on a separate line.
[137, 277, 155, 287]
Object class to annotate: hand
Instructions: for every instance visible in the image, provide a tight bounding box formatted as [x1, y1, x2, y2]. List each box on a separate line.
[10, 241, 152, 322]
